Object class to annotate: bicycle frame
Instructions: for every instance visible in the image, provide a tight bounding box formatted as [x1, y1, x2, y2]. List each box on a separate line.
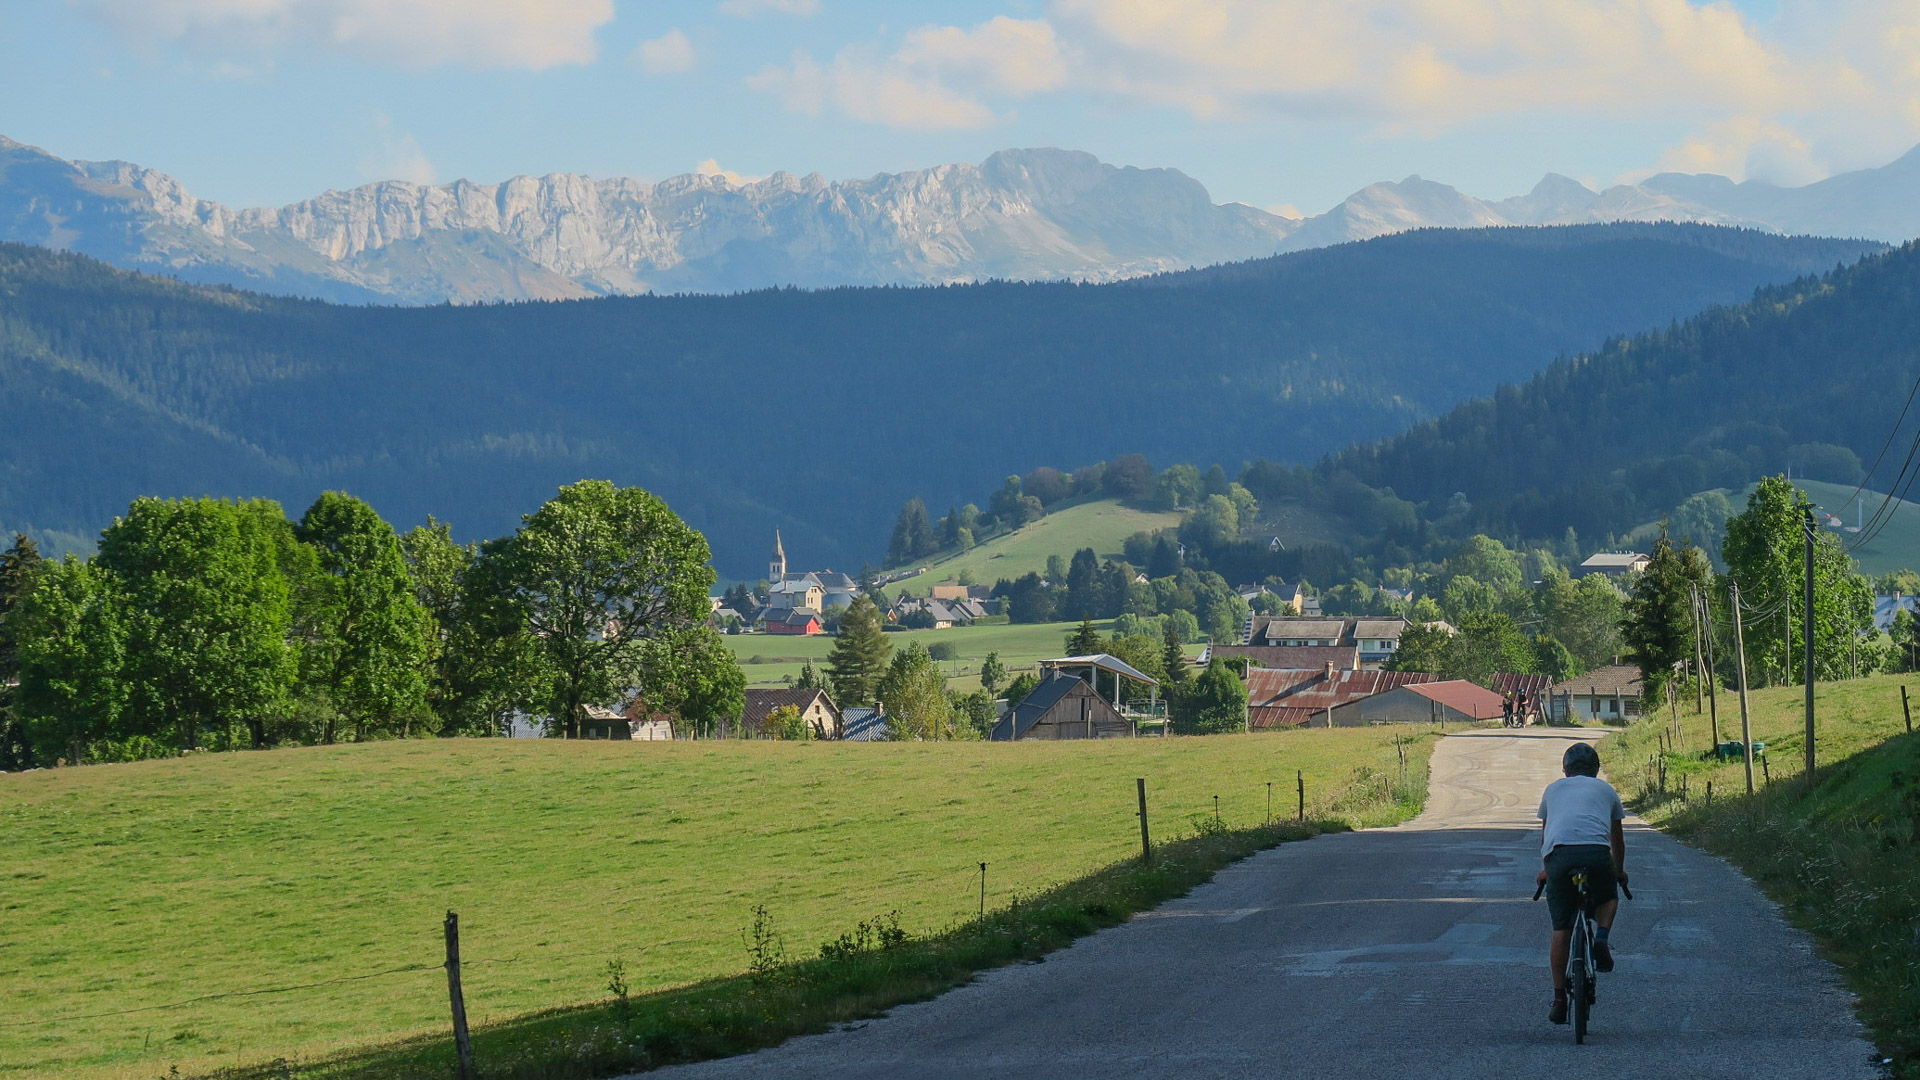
[1533, 868, 1630, 1044]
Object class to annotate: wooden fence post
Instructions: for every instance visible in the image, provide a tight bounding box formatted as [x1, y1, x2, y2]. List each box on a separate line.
[1136, 778, 1151, 864]
[444, 912, 474, 1080]
[1904, 685, 1913, 734]
[1296, 769, 1305, 821]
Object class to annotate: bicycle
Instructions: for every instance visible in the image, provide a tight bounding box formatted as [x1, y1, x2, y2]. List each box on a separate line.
[1533, 868, 1632, 1043]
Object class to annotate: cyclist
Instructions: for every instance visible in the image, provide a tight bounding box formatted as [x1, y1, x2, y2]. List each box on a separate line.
[1535, 741, 1627, 1025]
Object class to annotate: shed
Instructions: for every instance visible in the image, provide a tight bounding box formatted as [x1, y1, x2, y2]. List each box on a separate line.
[992, 671, 1133, 740]
[742, 688, 844, 739]
[581, 705, 632, 740]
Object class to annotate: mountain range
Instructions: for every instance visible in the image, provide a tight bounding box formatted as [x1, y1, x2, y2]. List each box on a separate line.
[0, 224, 1880, 573]
[4, 135, 1919, 304]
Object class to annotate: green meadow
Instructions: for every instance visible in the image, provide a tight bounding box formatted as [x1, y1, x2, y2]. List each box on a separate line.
[725, 619, 1200, 691]
[880, 498, 1182, 599]
[3, 727, 1433, 1079]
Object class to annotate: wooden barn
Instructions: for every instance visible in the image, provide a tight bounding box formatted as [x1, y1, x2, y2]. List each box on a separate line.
[992, 670, 1133, 740]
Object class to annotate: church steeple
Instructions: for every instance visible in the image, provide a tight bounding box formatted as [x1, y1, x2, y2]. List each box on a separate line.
[770, 529, 787, 583]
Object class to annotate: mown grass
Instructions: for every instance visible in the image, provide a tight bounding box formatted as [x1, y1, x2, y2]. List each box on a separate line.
[725, 619, 1202, 691]
[878, 498, 1182, 600]
[2, 727, 1436, 1080]
[1605, 673, 1920, 1076]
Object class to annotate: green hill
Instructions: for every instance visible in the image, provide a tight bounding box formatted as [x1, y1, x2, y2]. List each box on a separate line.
[1, 731, 1428, 1079]
[883, 498, 1182, 598]
[1630, 478, 1920, 577]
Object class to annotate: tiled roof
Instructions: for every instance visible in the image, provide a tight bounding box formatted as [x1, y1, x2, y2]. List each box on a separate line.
[1249, 617, 1348, 642]
[1208, 644, 1357, 671]
[1404, 680, 1506, 720]
[742, 688, 835, 726]
[1352, 619, 1409, 640]
[1550, 665, 1644, 695]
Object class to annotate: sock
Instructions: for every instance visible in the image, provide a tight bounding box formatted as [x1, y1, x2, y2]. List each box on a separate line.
[1553, 988, 1568, 1001]
[1595, 927, 1610, 943]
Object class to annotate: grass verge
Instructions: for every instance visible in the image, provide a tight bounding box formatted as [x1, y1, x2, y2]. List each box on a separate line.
[1604, 673, 1919, 1077]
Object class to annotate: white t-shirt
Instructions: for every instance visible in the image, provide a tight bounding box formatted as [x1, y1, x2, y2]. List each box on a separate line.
[1537, 775, 1625, 855]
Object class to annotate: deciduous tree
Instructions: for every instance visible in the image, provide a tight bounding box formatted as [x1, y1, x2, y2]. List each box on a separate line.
[878, 642, 952, 740]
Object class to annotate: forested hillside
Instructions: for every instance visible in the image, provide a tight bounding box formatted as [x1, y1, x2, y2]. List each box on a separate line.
[1322, 239, 1920, 547]
[0, 224, 1879, 573]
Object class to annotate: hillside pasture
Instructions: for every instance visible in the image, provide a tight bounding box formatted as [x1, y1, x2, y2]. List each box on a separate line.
[880, 498, 1182, 600]
[2, 727, 1434, 1079]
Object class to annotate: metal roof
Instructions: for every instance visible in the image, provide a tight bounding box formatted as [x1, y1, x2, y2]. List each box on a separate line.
[1039, 653, 1159, 687]
[1403, 680, 1506, 720]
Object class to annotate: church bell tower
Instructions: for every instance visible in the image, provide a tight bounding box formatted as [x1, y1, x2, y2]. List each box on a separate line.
[770, 530, 787, 583]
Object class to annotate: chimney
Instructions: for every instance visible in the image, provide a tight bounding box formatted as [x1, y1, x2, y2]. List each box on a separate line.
[1324, 661, 1337, 681]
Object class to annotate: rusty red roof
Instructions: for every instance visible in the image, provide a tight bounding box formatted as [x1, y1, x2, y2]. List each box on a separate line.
[1490, 672, 1552, 698]
[1244, 667, 1442, 728]
[1404, 680, 1506, 720]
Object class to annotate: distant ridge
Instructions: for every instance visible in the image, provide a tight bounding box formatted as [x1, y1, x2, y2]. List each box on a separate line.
[1, 134, 1916, 303]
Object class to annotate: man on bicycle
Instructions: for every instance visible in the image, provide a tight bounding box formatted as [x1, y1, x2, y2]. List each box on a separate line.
[1535, 741, 1627, 1025]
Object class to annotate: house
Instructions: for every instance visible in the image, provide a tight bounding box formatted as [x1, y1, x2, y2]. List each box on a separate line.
[1576, 552, 1650, 580]
[1874, 593, 1920, 631]
[742, 687, 844, 739]
[765, 532, 861, 611]
[621, 702, 676, 741]
[991, 670, 1134, 740]
[1549, 665, 1644, 723]
[891, 596, 985, 629]
[581, 705, 634, 740]
[1202, 644, 1360, 672]
[764, 608, 824, 635]
[1240, 616, 1410, 668]
[1244, 666, 1444, 728]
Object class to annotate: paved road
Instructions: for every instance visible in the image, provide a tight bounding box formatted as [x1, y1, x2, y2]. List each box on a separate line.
[644, 730, 1881, 1079]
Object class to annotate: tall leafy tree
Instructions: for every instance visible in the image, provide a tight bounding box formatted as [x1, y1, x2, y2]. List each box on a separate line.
[827, 595, 891, 707]
[0, 533, 44, 768]
[12, 556, 126, 763]
[637, 625, 746, 738]
[491, 480, 713, 738]
[401, 523, 547, 736]
[1622, 532, 1713, 701]
[1445, 613, 1535, 684]
[296, 492, 436, 741]
[978, 651, 1007, 695]
[1171, 659, 1246, 735]
[96, 498, 297, 751]
[1720, 475, 1874, 684]
[877, 641, 952, 740]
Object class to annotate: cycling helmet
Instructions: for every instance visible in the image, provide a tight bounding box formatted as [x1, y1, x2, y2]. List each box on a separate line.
[1563, 742, 1601, 777]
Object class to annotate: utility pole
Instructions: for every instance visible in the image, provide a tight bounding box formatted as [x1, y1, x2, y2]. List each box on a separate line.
[1690, 583, 1706, 714]
[1804, 508, 1817, 787]
[1730, 583, 1755, 795]
[1701, 586, 1721, 747]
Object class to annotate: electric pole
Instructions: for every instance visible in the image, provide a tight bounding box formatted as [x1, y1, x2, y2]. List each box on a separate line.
[1730, 582, 1755, 795]
[1803, 508, 1817, 787]
[1701, 585, 1720, 748]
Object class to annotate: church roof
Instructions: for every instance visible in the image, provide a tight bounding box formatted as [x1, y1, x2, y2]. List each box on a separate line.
[771, 529, 785, 559]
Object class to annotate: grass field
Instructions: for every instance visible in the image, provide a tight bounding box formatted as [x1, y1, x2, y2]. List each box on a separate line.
[3, 727, 1438, 1079]
[726, 619, 1201, 691]
[1603, 673, 1920, 1074]
[880, 498, 1182, 600]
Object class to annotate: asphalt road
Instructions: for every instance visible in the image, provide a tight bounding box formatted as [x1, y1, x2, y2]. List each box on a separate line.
[642, 729, 1881, 1079]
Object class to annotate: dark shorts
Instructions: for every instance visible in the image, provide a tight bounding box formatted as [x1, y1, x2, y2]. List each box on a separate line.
[1544, 844, 1617, 931]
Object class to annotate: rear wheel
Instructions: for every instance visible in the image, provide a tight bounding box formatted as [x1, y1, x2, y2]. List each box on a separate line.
[1570, 959, 1591, 1043]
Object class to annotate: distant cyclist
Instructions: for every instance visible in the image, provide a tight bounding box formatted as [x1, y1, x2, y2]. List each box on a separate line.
[1535, 741, 1628, 1025]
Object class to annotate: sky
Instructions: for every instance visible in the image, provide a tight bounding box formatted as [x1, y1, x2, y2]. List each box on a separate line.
[4, 1, 1920, 217]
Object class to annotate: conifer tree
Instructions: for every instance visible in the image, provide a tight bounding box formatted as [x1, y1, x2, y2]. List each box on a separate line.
[827, 595, 891, 707]
[1066, 617, 1103, 655]
[0, 534, 44, 768]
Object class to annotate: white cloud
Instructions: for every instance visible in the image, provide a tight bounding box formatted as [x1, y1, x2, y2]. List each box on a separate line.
[1045, 0, 1920, 182]
[718, 0, 819, 16]
[695, 159, 766, 186]
[360, 113, 435, 184]
[746, 17, 1063, 131]
[78, 0, 615, 70]
[635, 28, 694, 75]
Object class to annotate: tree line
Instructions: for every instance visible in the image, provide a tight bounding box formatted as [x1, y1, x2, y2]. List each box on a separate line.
[0, 481, 741, 768]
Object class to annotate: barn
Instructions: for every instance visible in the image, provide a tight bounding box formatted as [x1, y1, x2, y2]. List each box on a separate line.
[991, 670, 1134, 740]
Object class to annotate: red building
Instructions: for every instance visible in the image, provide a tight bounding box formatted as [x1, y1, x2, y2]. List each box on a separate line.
[765, 608, 824, 635]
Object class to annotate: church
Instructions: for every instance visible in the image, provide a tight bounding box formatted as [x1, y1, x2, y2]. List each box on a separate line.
[758, 531, 860, 633]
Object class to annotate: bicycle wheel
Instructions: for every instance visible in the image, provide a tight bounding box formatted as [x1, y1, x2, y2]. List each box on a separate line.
[1571, 960, 1591, 1043]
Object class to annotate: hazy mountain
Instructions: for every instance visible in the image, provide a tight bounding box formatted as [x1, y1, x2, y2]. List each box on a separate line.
[6, 134, 1917, 304]
[0, 137, 1297, 304]
[0, 224, 1881, 572]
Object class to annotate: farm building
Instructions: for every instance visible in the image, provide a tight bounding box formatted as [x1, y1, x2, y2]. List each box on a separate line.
[992, 670, 1134, 740]
[1245, 666, 1442, 729]
[581, 705, 635, 740]
[1239, 616, 1410, 668]
[1549, 665, 1644, 723]
[1576, 552, 1649, 579]
[742, 687, 844, 739]
[763, 608, 824, 635]
[1203, 643, 1359, 672]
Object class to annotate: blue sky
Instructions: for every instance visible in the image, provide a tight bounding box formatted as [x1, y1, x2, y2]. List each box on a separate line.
[3, 1, 1916, 216]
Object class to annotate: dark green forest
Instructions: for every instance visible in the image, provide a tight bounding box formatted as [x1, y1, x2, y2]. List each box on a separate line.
[1314, 238, 1920, 550]
[0, 224, 1879, 573]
